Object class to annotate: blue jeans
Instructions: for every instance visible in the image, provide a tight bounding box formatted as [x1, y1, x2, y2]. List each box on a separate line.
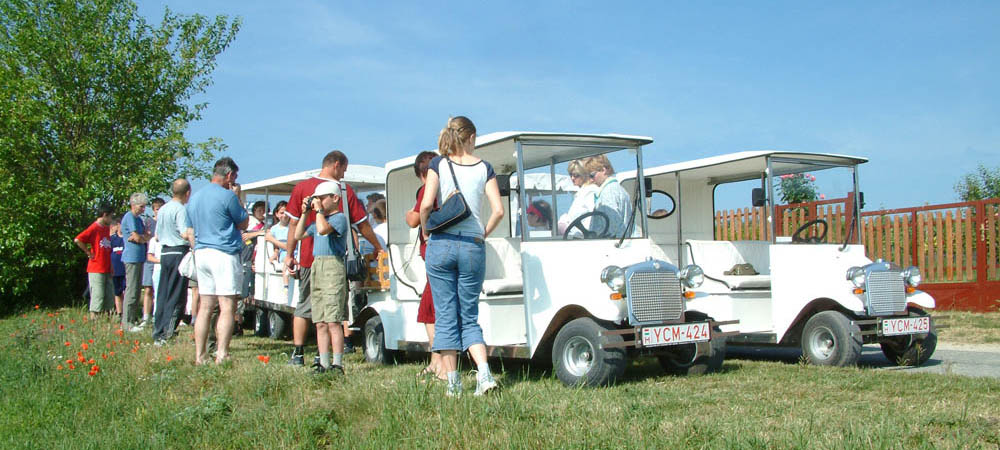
[426, 232, 486, 352]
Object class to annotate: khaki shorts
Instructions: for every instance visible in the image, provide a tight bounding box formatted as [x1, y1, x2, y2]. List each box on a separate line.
[88, 272, 114, 313]
[310, 256, 347, 323]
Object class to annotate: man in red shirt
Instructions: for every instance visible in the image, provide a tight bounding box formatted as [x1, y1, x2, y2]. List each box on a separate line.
[74, 205, 115, 319]
[284, 150, 384, 366]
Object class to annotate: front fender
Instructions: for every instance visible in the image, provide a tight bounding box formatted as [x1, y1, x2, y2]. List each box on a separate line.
[907, 290, 936, 310]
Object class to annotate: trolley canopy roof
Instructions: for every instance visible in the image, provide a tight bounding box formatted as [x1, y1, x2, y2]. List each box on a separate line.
[631, 151, 868, 185]
[385, 132, 653, 175]
[241, 164, 385, 196]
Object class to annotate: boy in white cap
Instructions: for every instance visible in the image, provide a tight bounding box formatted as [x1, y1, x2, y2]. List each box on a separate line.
[294, 181, 349, 373]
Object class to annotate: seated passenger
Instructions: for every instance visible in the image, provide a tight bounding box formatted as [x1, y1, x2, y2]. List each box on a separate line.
[584, 155, 631, 238]
[557, 160, 599, 237]
[526, 200, 553, 237]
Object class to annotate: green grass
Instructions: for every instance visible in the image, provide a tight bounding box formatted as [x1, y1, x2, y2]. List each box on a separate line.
[934, 310, 1000, 345]
[2, 307, 999, 449]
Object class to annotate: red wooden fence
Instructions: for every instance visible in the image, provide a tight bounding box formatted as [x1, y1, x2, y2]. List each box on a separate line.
[715, 196, 1000, 312]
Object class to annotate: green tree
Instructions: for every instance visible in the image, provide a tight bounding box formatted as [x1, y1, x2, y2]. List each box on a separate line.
[0, 0, 240, 309]
[955, 164, 1000, 201]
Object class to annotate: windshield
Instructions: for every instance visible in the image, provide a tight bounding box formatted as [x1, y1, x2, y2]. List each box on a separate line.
[513, 147, 644, 241]
[713, 162, 858, 244]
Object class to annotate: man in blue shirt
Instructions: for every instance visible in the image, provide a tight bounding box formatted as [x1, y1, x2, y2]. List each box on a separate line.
[187, 157, 248, 365]
[153, 178, 194, 345]
[120, 193, 151, 330]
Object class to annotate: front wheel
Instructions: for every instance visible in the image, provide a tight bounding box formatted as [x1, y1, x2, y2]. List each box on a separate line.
[363, 315, 398, 365]
[880, 309, 937, 366]
[657, 314, 725, 375]
[552, 317, 626, 387]
[801, 310, 862, 366]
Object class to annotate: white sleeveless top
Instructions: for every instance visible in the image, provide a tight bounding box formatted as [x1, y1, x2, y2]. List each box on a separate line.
[429, 156, 496, 239]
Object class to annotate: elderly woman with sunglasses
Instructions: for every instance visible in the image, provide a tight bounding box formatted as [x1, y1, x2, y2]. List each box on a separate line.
[557, 159, 600, 237]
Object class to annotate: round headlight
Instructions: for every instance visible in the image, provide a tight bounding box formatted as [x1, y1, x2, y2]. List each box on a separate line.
[846, 266, 865, 288]
[679, 264, 704, 289]
[903, 266, 921, 287]
[600, 265, 626, 293]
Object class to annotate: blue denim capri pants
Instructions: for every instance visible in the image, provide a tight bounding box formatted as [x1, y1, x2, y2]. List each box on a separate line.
[426, 232, 486, 352]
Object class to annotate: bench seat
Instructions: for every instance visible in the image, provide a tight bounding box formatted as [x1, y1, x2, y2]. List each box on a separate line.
[685, 239, 771, 290]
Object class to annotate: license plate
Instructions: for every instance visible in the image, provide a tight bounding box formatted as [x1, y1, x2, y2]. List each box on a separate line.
[881, 316, 931, 336]
[640, 322, 711, 347]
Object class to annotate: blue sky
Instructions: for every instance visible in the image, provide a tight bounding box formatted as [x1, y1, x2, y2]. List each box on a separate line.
[138, 1, 998, 210]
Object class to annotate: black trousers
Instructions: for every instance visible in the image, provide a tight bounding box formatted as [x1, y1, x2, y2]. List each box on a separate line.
[153, 245, 190, 340]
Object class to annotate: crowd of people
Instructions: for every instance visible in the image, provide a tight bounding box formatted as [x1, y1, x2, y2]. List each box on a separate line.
[73, 115, 630, 396]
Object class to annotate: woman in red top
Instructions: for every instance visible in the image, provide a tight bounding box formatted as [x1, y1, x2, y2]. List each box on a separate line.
[74, 205, 115, 319]
[406, 151, 444, 380]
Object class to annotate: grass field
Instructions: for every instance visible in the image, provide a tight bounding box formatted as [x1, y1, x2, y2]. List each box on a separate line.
[934, 310, 1000, 345]
[2, 307, 998, 449]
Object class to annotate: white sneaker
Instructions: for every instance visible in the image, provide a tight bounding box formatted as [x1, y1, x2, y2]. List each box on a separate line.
[128, 325, 144, 333]
[446, 381, 463, 398]
[474, 374, 498, 396]
[138, 319, 148, 328]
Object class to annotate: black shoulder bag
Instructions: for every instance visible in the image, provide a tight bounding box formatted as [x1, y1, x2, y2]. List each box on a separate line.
[425, 159, 471, 234]
[340, 184, 368, 282]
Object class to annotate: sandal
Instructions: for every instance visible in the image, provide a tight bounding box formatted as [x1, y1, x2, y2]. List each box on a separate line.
[417, 367, 435, 378]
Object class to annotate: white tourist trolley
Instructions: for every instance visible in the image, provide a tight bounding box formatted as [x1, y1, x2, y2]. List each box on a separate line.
[239, 165, 385, 338]
[625, 151, 937, 366]
[355, 132, 736, 386]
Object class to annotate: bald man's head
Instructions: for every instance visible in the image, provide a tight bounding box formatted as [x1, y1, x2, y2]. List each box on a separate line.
[171, 178, 191, 198]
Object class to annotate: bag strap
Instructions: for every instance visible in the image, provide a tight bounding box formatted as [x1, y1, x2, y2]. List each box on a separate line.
[339, 181, 356, 256]
[446, 158, 463, 197]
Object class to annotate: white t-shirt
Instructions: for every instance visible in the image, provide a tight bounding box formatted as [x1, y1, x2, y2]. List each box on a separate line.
[429, 156, 496, 238]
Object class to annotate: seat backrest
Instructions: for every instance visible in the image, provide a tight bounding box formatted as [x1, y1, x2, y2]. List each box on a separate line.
[685, 239, 770, 276]
[484, 237, 521, 281]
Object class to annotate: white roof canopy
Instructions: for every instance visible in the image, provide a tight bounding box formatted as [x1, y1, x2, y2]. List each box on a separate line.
[385, 132, 654, 176]
[241, 164, 385, 196]
[632, 151, 867, 185]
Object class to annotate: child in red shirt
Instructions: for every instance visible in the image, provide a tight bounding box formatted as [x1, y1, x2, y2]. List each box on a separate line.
[74, 205, 115, 319]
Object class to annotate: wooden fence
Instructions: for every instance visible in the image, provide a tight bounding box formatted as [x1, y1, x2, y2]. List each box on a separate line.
[714, 196, 1000, 311]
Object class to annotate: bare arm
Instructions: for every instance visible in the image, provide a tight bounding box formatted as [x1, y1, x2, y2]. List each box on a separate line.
[418, 170, 440, 239]
[284, 217, 299, 272]
[315, 213, 334, 236]
[405, 210, 420, 228]
[483, 178, 504, 237]
[74, 239, 93, 259]
[293, 199, 310, 241]
[356, 220, 382, 253]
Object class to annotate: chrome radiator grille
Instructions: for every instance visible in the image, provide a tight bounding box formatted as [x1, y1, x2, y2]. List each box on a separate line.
[627, 271, 683, 324]
[866, 269, 906, 316]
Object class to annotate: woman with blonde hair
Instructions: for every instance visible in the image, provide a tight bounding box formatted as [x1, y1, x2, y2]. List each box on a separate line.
[557, 159, 600, 236]
[419, 116, 504, 397]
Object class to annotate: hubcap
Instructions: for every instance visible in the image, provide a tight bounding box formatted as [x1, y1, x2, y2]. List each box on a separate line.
[562, 336, 595, 377]
[810, 326, 836, 360]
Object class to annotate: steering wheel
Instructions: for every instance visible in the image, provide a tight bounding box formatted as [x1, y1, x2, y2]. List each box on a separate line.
[792, 219, 828, 244]
[563, 211, 611, 240]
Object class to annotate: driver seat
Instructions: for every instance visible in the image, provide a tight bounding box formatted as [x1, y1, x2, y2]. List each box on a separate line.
[685, 240, 771, 290]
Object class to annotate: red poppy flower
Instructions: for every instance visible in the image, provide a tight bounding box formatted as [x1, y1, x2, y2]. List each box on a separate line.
[90, 365, 99, 372]
[34, 305, 39, 309]
[57, 365, 64, 370]
[109, 351, 115, 356]
[166, 355, 174, 362]
[21, 314, 26, 318]
[66, 359, 73, 365]
[102, 354, 107, 360]
[88, 339, 94, 344]
[68, 364, 75, 370]
[47, 313, 54, 317]
[31, 319, 36, 324]
[81, 343, 88, 350]
[257, 355, 270, 364]
[134, 340, 139, 346]
[130, 348, 137, 353]
[59, 325, 65, 330]
[78, 355, 86, 362]
[64, 341, 71, 347]
[87, 358, 95, 365]
[70, 319, 75, 324]
[106, 343, 112, 349]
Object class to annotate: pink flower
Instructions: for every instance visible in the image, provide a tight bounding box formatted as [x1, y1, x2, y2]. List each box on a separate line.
[808, 175, 816, 182]
[819, 194, 826, 200]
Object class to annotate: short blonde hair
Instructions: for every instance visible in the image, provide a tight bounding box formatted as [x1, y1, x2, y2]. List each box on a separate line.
[567, 160, 587, 178]
[583, 154, 615, 176]
[437, 116, 476, 156]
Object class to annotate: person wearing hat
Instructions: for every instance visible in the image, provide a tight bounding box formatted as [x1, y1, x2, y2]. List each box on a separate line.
[293, 181, 349, 373]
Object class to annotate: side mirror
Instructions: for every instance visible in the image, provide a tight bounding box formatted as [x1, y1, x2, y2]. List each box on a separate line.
[858, 192, 865, 210]
[644, 177, 654, 197]
[751, 188, 766, 207]
[496, 175, 511, 197]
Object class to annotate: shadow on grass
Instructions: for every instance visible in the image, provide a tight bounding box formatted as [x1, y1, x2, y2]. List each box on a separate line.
[726, 344, 945, 370]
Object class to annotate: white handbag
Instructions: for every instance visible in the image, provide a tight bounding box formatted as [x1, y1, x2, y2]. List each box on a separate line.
[178, 251, 197, 280]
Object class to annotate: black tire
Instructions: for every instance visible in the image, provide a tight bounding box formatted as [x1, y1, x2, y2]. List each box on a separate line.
[656, 313, 725, 375]
[363, 315, 397, 365]
[254, 308, 270, 337]
[552, 317, 627, 387]
[267, 311, 287, 339]
[801, 310, 862, 366]
[880, 309, 937, 366]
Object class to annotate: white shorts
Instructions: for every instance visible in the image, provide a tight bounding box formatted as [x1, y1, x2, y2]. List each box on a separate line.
[194, 248, 243, 296]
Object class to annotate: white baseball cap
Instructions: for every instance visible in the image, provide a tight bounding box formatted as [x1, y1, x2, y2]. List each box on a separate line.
[313, 181, 341, 197]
